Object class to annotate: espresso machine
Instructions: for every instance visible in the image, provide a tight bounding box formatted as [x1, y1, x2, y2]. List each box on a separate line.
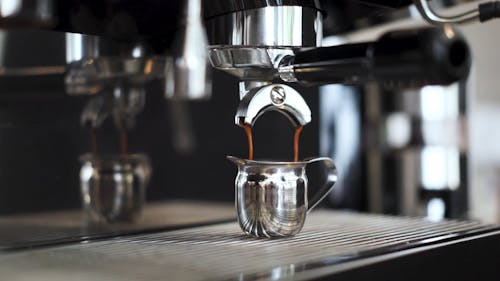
[0, 0, 499, 280]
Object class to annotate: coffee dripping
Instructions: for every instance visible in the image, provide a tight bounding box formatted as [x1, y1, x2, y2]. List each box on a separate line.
[86, 126, 129, 156]
[241, 121, 304, 162]
[81, 84, 140, 157]
[242, 123, 253, 160]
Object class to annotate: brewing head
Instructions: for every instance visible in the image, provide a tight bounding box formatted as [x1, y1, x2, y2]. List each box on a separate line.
[235, 84, 311, 127]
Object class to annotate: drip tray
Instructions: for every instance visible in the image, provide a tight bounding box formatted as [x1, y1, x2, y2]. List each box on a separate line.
[0, 200, 235, 250]
[0, 211, 499, 280]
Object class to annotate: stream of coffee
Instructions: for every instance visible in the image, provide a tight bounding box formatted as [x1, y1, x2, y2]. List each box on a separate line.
[242, 124, 303, 162]
[119, 129, 128, 156]
[88, 127, 129, 156]
[293, 126, 303, 162]
[88, 127, 98, 154]
[243, 124, 254, 160]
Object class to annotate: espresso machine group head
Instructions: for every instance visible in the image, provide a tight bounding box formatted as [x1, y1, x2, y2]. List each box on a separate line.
[204, 0, 472, 128]
[66, 34, 165, 131]
[205, 0, 323, 128]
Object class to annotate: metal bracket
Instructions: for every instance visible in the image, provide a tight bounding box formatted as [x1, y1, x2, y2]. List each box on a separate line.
[235, 84, 312, 127]
[413, 0, 479, 24]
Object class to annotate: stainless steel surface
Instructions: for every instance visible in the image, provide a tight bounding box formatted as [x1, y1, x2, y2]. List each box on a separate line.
[80, 154, 152, 223]
[65, 56, 166, 95]
[0, 211, 493, 280]
[168, 0, 212, 100]
[413, 0, 480, 24]
[238, 81, 271, 99]
[80, 82, 147, 130]
[65, 33, 98, 64]
[206, 6, 322, 47]
[65, 33, 165, 96]
[276, 54, 301, 83]
[206, 6, 322, 81]
[110, 82, 146, 130]
[0, 0, 55, 28]
[0, 200, 234, 250]
[208, 47, 295, 80]
[228, 156, 337, 237]
[235, 84, 312, 127]
[278, 63, 299, 83]
[65, 33, 152, 64]
[80, 94, 108, 128]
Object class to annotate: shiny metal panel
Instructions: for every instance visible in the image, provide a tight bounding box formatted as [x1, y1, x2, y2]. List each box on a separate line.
[65, 33, 150, 64]
[168, 0, 212, 100]
[208, 47, 296, 80]
[65, 33, 165, 96]
[206, 6, 322, 47]
[0, 0, 55, 28]
[203, 0, 322, 18]
[206, 6, 322, 81]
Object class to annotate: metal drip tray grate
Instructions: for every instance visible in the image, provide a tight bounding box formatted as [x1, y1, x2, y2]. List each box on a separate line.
[0, 211, 495, 281]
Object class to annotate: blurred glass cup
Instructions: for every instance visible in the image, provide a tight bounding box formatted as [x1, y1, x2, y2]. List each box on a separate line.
[79, 153, 152, 223]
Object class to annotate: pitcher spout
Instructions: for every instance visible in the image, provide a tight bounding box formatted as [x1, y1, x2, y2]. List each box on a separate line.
[227, 156, 246, 166]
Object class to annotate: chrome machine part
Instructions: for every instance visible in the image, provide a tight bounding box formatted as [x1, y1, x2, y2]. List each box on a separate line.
[209, 47, 296, 81]
[168, 0, 212, 100]
[0, 0, 55, 28]
[65, 33, 165, 96]
[413, 0, 480, 24]
[206, 5, 323, 82]
[413, 0, 500, 25]
[206, 6, 322, 47]
[235, 84, 312, 127]
[110, 82, 146, 130]
[66, 33, 163, 131]
[80, 82, 147, 130]
[238, 81, 272, 100]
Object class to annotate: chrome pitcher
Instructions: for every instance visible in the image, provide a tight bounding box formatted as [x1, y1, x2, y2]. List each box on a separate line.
[80, 153, 152, 223]
[228, 156, 337, 238]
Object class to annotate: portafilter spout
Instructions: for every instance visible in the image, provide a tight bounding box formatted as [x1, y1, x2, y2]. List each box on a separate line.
[235, 84, 311, 127]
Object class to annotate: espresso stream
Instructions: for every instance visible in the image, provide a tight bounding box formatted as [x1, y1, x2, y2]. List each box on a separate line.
[87, 127, 129, 156]
[243, 124, 254, 161]
[119, 129, 129, 156]
[88, 127, 98, 154]
[242, 124, 303, 162]
[293, 126, 303, 162]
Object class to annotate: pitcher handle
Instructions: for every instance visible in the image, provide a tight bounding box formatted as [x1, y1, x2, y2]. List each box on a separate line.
[305, 157, 338, 213]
